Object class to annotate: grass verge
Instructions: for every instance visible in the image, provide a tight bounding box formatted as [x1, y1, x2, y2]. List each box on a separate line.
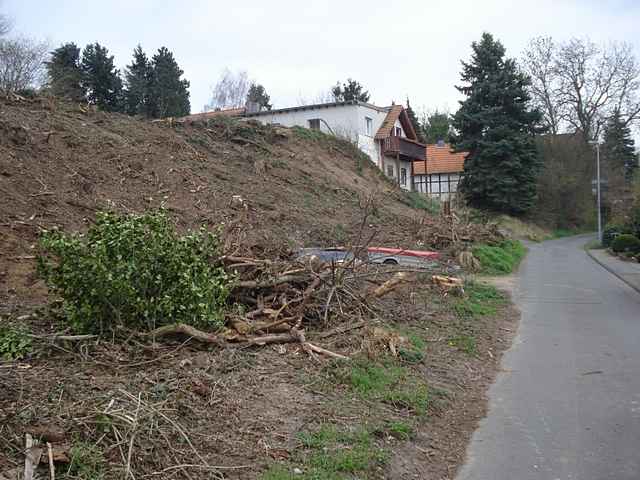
[472, 239, 526, 275]
[262, 424, 388, 479]
[453, 281, 508, 320]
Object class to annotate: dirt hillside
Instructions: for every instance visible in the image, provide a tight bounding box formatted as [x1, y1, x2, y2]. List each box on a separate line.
[0, 96, 432, 308]
[0, 97, 516, 480]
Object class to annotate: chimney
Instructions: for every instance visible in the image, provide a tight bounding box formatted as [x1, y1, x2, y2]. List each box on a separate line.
[437, 139, 445, 147]
[245, 101, 261, 114]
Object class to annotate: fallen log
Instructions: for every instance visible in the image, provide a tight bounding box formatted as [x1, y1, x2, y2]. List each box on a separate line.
[369, 272, 408, 298]
[145, 324, 228, 347]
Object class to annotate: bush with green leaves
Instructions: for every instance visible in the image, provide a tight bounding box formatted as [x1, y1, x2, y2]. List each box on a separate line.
[38, 211, 231, 334]
[610, 234, 640, 254]
[0, 325, 32, 360]
[602, 223, 632, 248]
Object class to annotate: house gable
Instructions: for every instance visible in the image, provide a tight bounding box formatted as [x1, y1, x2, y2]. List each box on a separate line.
[374, 105, 418, 141]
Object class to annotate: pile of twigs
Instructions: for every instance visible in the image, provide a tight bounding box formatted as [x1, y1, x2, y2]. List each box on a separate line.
[147, 247, 418, 361]
[414, 210, 504, 251]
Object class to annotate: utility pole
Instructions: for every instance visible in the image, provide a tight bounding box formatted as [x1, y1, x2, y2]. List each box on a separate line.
[589, 140, 603, 244]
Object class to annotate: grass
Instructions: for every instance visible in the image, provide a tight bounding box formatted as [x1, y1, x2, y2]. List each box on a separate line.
[448, 335, 477, 355]
[584, 238, 604, 250]
[472, 239, 526, 275]
[400, 191, 441, 214]
[334, 360, 430, 415]
[262, 424, 388, 480]
[550, 227, 591, 239]
[453, 281, 507, 319]
[67, 441, 106, 480]
[384, 421, 414, 440]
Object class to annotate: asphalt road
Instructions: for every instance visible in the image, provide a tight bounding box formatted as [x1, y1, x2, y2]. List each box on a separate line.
[456, 235, 640, 480]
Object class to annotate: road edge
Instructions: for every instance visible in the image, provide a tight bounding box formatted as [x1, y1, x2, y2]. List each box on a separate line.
[586, 248, 640, 295]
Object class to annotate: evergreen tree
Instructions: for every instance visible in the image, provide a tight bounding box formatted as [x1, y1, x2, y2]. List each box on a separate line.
[149, 47, 190, 118]
[46, 42, 85, 101]
[405, 99, 425, 143]
[422, 110, 452, 143]
[80, 43, 124, 112]
[331, 78, 370, 102]
[246, 82, 271, 110]
[602, 109, 637, 181]
[452, 32, 543, 215]
[124, 45, 153, 117]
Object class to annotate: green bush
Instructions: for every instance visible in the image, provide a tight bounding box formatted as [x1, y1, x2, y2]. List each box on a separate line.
[38, 211, 231, 334]
[472, 239, 526, 275]
[611, 234, 640, 254]
[602, 223, 632, 248]
[400, 191, 440, 214]
[0, 325, 32, 360]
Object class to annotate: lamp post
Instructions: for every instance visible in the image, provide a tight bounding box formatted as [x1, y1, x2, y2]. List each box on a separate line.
[589, 140, 602, 244]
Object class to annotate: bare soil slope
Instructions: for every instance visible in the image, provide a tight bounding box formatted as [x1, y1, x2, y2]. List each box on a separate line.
[0, 97, 428, 308]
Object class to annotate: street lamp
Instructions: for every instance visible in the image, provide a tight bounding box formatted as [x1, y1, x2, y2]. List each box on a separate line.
[588, 140, 602, 244]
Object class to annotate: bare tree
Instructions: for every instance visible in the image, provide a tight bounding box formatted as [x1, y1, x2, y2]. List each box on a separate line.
[522, 37, 564, 135]
[204, 68, 251, 111]
[523, 37, 640, 140]
[557, 39, 640, 140]
[0, 36, 49, 94]
[0, 6, 12, 37]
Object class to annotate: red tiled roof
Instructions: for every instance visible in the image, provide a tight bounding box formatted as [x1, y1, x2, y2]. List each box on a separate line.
[374, 105, 418, 140]
[413, 143, 467, 175]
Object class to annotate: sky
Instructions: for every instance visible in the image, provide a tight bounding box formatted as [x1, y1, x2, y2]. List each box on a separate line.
[3, 0, 640, 118]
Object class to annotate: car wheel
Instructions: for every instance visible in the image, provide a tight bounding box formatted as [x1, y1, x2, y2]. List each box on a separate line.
[383, 259, 398, 265]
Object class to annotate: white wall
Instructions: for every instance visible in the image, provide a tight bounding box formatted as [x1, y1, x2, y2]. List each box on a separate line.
[356, 104, 388, 168]
[249, 103, 416, 192]
[414, 172, 461, 198]
[250, 103, 391, 169]
[382, 156, 413, 191]
[252, 104, 360, 141]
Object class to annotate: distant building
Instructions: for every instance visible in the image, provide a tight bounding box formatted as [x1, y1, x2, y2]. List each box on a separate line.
[183, 101, 426, 191]
[413, 141, 467, 199]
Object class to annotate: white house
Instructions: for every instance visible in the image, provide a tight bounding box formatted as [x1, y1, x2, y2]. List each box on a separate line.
[182, 101, 426, 191]
[413, 141, 467, 199]
[244, 101, 426, 191]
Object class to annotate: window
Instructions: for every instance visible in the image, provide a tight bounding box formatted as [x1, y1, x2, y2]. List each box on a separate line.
[400, 168, 407, 186]
[308, 118, 320, 130]
[386, 164, 394, 178]
[395, 126, 402, 137]
[365, 116, 373, 136]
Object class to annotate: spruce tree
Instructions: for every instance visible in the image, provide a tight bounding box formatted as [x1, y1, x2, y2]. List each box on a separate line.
[452, 32, 543, 215]
[423, 110, 451, 143]
[124, 45, 153, 117]
[405, 99, 425, 143]
[80, 43, 124, 112]
[246, 82, 271, 110]
[603, 110, 637, 181]
[331, 79, 370, 102]
[149, 47, 190, 118]
[46, 43, 85, 101]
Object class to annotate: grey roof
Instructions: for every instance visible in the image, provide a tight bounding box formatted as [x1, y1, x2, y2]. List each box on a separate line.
[244, 100, 390, 117]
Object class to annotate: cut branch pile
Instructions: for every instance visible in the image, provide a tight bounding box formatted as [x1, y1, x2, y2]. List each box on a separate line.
[414, 209, 504, 251]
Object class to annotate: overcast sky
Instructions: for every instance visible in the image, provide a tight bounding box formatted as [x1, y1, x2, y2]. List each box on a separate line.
[4, 0, 640, 117]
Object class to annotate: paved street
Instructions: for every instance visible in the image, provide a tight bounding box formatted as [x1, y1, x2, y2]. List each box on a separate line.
[457, 235, 640, 480]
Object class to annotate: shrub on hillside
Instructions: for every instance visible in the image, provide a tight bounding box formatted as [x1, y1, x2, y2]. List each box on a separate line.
[472, 239, 526, 275]
[610, 234, 640, 254]
[602, 223, 632, 248]
[38, 211, 231, 334]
